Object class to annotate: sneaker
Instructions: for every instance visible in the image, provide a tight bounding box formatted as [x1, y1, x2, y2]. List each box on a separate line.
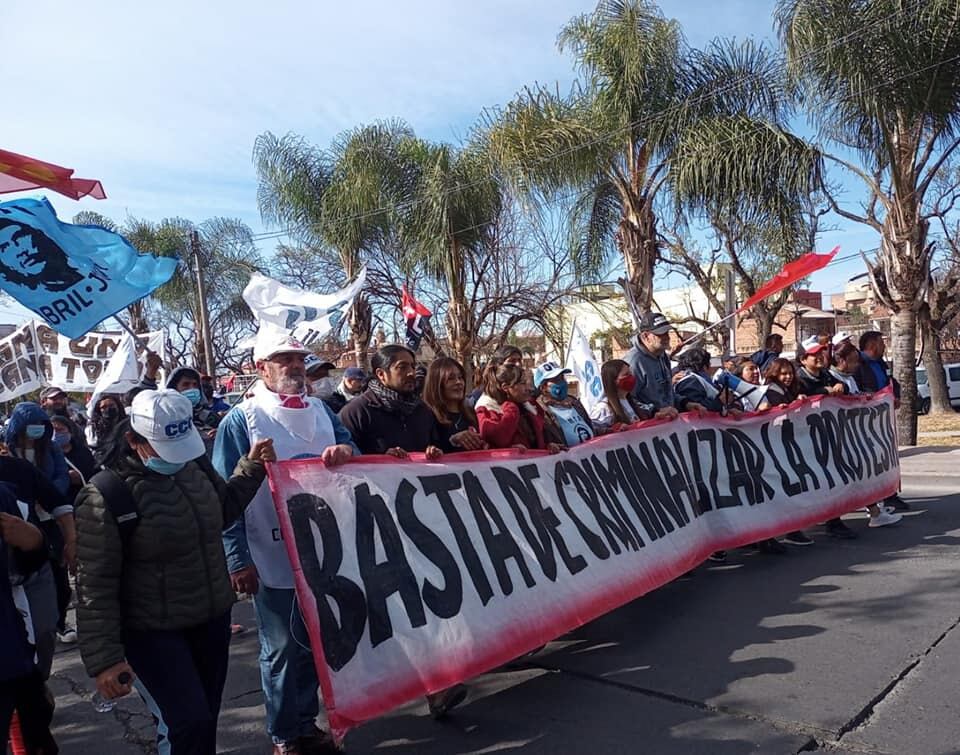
[888, 495, 910, 511]
[427, 684, 468, 720]
[707, 550, 727, 562]
[784, 531, 814, 546]
[757, 538, 787, 554]
[826, 520, 858, 539]
[57, 626, 78, 644]
[869, 511, 903, 528]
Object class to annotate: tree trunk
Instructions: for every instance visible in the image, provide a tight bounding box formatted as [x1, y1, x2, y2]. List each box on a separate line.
[618, 205, 658, 315]
[890, 308, 918, 446]
[919, 307, 952, 414]
[126, 300, 149, 334]
[350, 294, 372, 372]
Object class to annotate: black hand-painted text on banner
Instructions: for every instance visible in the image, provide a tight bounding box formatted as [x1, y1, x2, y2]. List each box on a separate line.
[268, 391, 899, 738]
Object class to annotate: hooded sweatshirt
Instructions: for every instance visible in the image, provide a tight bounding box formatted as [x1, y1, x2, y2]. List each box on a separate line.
[624, 335, 676, 411]
[4, 402, 70, 496]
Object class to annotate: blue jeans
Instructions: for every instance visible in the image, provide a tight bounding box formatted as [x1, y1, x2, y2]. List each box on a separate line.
[252, 585, 320, 744]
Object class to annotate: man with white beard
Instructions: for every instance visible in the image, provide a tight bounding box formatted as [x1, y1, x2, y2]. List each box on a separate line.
[216, 329, 357, 754]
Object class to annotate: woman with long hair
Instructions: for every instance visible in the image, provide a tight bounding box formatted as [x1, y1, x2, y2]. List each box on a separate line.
[422, 357, 487, 451]
[762, 358, 804, 406]
[475, 363, 561, 451]
[589, 359, 655, 431]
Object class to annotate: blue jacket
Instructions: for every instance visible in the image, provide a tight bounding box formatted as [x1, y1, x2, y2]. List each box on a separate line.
[215, 400, 360, 574]
[749, 348, 781, 375]
[624, 336, 677, 411]
[4, 402, 70, 496]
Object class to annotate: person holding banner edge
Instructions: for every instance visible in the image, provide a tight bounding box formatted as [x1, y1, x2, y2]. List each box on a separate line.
[216, 329, 357, 755]
[623, 312, 682, 418]
[588, 359, 655, 431]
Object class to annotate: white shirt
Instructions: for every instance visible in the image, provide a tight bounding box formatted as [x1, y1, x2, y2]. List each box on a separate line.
[589, 395, 638, 430]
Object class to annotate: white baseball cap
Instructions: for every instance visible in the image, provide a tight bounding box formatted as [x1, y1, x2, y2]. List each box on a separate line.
[831, 331, 852, 346]
[129, 389, 205, 464]
[253, 326, 311, 362]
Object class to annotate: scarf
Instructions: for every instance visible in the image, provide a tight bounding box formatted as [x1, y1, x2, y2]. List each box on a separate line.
[367, 378, 422, 417]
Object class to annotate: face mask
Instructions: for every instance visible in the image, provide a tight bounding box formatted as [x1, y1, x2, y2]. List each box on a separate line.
[144, 456, 185, 476]
[312, 377, 335, 400]
[181, 388, 203, 407]
[202, 384, 214, 399]
[548, 381, 569, 401]
[100, 406, 119, 421]
[25, 424, 46, 440]
[54, 432, 71, 448]
[616, 374, 637, 393]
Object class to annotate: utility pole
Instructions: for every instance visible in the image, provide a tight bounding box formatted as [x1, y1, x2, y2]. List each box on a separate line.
[191, 230, 216, 377]
[724, 266, 737, 355]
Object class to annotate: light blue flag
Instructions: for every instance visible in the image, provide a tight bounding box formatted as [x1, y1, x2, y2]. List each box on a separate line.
[0, 197, 177, 338]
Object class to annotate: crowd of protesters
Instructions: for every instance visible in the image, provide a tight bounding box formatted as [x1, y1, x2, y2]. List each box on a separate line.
[0, 313, 910, 754]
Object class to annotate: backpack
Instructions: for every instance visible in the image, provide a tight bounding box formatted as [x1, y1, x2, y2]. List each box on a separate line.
[90, 456, 222, 551]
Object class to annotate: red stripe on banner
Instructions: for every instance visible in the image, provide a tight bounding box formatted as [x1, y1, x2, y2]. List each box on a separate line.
[268, 387, 899, 740]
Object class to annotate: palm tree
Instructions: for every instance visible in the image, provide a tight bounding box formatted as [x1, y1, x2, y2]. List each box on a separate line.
[776, 0, 960, 444]
[485, 0, 819, 316]
[398, 139, 503, 384]
[253, 122, 413, 370]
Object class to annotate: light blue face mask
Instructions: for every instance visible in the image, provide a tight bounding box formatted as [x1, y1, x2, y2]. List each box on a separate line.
[25, 424, 46, 440]
[548, 381, 569, 401]
[144, 457, 185, 476]
[181, 388, 202, 407]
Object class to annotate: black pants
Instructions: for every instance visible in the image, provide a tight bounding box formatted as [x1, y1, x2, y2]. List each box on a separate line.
[0, 671, 57, 754]
[124, 612, 231, 755]
[50, 560, 71, 633]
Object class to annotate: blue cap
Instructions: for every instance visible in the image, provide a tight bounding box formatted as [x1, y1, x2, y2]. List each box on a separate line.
[344, 367, 365, 380]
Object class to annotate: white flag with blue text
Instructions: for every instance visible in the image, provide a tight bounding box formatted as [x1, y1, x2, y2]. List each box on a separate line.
[242, 268, 366, 348]
[566, 321, 603, 413]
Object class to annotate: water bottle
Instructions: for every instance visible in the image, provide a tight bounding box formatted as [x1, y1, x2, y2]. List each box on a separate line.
[91, 671, 132, 712]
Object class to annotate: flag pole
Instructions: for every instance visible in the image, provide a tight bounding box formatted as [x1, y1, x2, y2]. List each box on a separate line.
[112, 314, 151, 352]
[563, 317, 578, 369]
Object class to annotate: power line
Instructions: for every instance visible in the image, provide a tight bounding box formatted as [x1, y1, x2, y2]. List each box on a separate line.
[246, 0, 922, 244]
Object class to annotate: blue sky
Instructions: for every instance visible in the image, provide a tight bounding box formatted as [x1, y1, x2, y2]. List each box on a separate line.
[1, 0, 875, 324]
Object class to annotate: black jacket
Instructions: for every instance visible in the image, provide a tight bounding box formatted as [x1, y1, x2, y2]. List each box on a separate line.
[0, 484, 47, 682]
[796, 366, 844, 397]
[339, 389, 441, 454]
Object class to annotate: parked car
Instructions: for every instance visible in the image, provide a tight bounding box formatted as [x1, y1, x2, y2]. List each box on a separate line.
[916, 363, 960, 414]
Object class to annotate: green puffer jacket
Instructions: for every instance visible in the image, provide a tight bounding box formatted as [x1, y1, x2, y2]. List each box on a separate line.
[76, 453, 265, 677]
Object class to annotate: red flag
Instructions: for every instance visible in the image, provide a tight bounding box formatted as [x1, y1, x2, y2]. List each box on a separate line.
[737, 246, 839, 313]
[0, 148, 106, 200]
[401, 285, 431, 321]
[401, 286, 432, 351]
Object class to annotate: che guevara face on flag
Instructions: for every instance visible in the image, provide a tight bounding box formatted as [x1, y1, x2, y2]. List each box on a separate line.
[0, 215, 85, 291]
[0, 198, 176, 338]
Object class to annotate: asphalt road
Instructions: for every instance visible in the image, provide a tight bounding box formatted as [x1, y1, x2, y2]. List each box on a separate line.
[48, 446, 960, 754]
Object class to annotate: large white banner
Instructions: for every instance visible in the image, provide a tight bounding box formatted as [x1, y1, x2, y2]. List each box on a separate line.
[0, 320, 164, 402]
[268, 391, 900, 739]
